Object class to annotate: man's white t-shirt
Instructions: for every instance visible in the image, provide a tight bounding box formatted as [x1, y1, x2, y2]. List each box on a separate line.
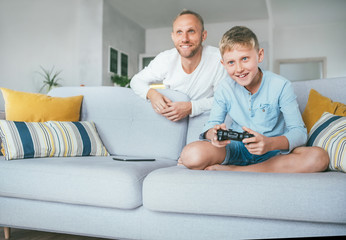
[130, 45, 227, 117]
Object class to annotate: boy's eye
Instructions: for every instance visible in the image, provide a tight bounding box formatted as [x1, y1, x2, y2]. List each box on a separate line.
[228, 61, 234, 65]
[242, 57, 248, 61]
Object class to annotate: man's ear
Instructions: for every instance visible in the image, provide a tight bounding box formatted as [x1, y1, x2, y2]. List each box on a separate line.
[202, 30, 207, 42]
[258, 48, 264, 63]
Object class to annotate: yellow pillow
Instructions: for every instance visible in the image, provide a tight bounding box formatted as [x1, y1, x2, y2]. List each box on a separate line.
[302, 89, 346, 132]
[1, 88, 83, 122]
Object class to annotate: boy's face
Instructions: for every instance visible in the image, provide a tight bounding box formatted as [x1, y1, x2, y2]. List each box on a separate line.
[171, 14, 207, 59]
[221, 45, 264, 93]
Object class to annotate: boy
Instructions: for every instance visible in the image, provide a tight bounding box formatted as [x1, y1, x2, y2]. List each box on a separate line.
[179, 26, 329, 173]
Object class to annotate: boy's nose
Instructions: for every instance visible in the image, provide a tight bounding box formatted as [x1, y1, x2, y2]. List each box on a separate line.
[236, 63, 244, 72]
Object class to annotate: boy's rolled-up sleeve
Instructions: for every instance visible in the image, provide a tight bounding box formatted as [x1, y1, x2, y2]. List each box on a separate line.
[280, 83, 308, 153]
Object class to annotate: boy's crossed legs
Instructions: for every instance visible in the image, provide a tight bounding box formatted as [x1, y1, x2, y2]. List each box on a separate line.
[179, 141, 329, 173]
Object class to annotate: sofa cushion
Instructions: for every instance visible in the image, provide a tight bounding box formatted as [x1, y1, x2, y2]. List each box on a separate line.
[0, 120, 109, 160]
[48, 87, 189, 161]
[143, 166, 346, 224]
[292, 77, 346, 114]
[0, 88, 83, 122]
[0, 156, 176, 209]
[302, 89, 346, 132]
[307, 112, 345, 172]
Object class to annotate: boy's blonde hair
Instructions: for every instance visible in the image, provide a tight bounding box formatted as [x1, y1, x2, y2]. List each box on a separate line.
[219, 26, 259, 56]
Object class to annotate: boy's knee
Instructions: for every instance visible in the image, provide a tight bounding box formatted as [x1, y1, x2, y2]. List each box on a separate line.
[313, 147, 329, 171]
[304, 147, 329, 172]
[180, 142, 209, 170]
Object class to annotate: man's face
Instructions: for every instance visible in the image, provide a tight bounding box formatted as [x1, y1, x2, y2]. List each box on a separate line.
[221, 45, 264, 93]
[171, 14, 206, 59]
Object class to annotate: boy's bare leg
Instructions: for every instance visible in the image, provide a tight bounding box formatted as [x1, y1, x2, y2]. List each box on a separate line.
[205, 146, 329, 173]
[180, 141, 226, 170]
[4, 227, 10, 239]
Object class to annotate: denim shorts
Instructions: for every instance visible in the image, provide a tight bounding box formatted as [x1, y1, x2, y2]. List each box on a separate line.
[222, 141, 281, 166]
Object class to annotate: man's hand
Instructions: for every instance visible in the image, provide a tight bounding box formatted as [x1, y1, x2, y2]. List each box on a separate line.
[207, 123, 230, 147]
[147, 89, 172, 113]
[160, 101, 192, 122]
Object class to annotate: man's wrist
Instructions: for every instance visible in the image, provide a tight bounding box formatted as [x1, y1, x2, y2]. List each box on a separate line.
[146, 88, 156, 100]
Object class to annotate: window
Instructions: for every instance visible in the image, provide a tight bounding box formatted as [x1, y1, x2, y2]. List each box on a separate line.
[121, 53, 128, 76]
[109, 47, 118, 74]
[277, 57, 327, 82]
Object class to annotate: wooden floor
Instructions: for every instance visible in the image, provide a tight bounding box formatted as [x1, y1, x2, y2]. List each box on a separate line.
[0, 227, 112, 240]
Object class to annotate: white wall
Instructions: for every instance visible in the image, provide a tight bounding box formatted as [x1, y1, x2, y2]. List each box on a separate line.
[273, 22, 346, 78]
[0, 0, 104, 110]
[102, 0, 145, 84]
[145, 19, 269, 54]
[77, 0, 104, 86]
[145, 18, 346, 80]
[144, 19, 270, 70]
[0, 0, 145, 111]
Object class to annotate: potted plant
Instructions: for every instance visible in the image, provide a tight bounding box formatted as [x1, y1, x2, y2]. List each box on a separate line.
[111, 74, 131, 88]
[38, 66, 62, 93]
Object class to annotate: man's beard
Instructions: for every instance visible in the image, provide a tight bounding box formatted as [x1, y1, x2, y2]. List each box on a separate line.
[177, 41, 203, 58]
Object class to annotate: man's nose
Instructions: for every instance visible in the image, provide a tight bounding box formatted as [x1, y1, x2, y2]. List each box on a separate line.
[182, 32, 189, 42]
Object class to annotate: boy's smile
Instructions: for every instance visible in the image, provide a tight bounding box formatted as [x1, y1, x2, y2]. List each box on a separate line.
[221, 45, 264, 94]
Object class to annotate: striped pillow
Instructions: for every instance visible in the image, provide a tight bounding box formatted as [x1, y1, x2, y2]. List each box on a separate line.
[307, 112, 345, 172]
[0, 120, 109, 160]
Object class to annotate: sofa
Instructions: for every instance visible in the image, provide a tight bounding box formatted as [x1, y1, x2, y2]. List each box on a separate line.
[0, 76, 345, 240]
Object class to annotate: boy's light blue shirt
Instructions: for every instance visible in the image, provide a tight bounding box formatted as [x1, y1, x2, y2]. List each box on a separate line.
[202, 70, 307, 153]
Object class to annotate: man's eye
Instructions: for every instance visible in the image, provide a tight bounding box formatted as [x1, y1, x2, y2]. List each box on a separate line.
[188, 30, 195, 33]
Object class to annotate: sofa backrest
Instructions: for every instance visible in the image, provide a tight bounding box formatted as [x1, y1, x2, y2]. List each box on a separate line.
[49, 87, 189, 161]
[291, 77, 346, 113]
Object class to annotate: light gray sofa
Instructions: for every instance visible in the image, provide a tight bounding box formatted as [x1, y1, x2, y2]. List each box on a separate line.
[1, 77, 346, 239]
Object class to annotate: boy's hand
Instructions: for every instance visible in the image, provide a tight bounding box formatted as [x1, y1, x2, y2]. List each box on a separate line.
[208, 123, 230, 147]
[242, 126, 272, 155]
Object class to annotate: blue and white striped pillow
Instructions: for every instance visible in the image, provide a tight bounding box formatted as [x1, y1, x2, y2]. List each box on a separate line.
[307, 112, 345, 172]
[0, 120, 109, 160]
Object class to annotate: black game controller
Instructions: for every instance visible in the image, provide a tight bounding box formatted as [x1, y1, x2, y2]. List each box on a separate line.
[217, 129, 254, 142]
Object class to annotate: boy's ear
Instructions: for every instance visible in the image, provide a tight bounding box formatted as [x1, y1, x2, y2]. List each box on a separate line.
[258, 48, 264, 63]
[220, 59, 225, 66]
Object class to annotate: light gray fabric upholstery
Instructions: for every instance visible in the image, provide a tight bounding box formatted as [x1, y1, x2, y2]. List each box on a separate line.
[144, 166, 346, 224]
[1, 197, 345, 240]
[48, 87, 189, 161]
[1, 77, 346, 239]
[0, 156, 175, 209]
[291, 77, 346, 113]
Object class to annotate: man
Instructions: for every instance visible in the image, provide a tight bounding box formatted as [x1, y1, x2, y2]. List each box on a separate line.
[130, 10, 227, 121]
